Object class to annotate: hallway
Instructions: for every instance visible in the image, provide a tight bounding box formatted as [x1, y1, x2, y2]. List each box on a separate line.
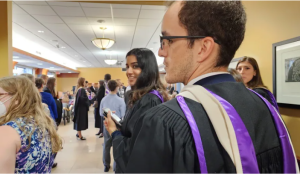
[52, 108, 114, 174]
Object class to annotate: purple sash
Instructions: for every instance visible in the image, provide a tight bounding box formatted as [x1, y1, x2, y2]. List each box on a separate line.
[176, 95, 207, 173]
[176, 91, 259, 173]
[206, 90, 259, 173]
[149, 90, 164, 103]
[249, 89, 297, 173]
[260, 88, 279, 111]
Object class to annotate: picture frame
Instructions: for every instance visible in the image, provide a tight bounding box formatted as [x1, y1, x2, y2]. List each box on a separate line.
[273, 36, 300, 109]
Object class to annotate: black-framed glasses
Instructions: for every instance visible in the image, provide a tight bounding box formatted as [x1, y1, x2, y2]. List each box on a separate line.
[160, 35, 220, 50]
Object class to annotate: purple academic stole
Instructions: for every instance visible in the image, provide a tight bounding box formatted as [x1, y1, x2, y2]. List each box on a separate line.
[249, 89, 297, 173]
[149, 90, 164, 103]
[176, 89, 297, 173]
[105, 82, 110, 96]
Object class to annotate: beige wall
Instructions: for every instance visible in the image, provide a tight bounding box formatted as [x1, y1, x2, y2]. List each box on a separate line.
[236, 1, 300, 157]
[56, 68, 128, 92]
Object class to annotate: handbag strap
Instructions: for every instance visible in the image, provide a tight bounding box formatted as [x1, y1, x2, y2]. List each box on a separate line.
[149, 90, 164, 103]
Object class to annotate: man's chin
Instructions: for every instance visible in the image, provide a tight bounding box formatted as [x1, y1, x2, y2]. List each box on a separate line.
[165, 75, 178, 84]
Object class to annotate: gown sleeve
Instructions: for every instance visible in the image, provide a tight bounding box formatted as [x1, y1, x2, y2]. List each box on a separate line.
[112, 94, 162, 173]
[123, 104, 198, 173]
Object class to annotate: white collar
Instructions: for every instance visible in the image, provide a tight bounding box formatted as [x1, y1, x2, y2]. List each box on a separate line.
[187, 72, 230, 85]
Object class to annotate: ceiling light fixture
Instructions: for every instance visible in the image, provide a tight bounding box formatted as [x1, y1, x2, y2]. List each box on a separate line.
[104, 51, 117, 65]
[92, 27, 115, 50]
[38, 30, 44, 33]
[61, 46, 66, 49]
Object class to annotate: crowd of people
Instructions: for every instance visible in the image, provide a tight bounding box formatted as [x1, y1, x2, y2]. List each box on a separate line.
[0, 0, 298, 174]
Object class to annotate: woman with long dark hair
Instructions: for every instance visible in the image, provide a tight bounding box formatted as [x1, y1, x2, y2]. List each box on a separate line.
[44, 77, 63, 126]
[73, 77, 89, 140]
[104, 48, 168, 172]
[236, 56, 279, 110]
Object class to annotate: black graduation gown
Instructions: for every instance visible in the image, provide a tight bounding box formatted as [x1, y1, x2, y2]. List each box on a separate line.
[122, 74, 283, 173]
[73, 88, 89, 131]
[95, 85, 105, 128]
[253, 88, 276, 107]
[112, 93, 163, 173]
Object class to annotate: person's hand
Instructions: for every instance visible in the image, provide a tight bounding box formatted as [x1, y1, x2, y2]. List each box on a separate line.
[104, 110, 117, 135]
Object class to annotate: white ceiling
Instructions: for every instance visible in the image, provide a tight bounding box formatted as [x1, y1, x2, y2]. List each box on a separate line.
[12, 1, 166, 69]
[13, 52, 77, 73]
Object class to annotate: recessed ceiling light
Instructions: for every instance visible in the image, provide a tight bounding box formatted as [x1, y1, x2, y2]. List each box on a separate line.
[38, 30, 44, 33]
[13, 56, 19, 58]
[61, 46, 66, 49]
[68, 72, 71, 73]
[37, 63, 43, 65]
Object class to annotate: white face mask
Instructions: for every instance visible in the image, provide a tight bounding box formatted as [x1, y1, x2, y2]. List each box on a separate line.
[0, 96, 13, 117]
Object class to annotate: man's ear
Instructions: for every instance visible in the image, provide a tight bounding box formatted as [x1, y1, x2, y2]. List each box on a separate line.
[193, 37, 215, 63]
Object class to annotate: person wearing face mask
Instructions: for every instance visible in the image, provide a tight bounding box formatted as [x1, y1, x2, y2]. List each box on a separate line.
[104, 1, 297, 173]
[0, 76, 62, 173]
[104, 48, 169, 173]
[236, 56, 279, 110]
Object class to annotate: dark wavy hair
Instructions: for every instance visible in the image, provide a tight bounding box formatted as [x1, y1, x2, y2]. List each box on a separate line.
[126, 48, 169, 106]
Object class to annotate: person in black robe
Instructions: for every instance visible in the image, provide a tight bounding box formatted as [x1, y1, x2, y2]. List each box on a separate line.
[236, 57, 279, 110]
[95, 80, 105, 137]
[104, 1, 298, 173]
[73, 77, 89, 140]
[104, 48, 169, 173]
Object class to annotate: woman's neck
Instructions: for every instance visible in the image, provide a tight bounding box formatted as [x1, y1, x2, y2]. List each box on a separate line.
[38, 88, 43, 92]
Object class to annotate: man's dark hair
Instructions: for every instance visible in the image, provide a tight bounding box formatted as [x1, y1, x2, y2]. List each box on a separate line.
[178, 1, 246, 67]
[104, 74, 111, 81]
[35, 78, 44, 89]
[108, 80, 118, 92]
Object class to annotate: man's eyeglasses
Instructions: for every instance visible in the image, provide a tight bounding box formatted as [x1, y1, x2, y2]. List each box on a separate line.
[160, 35, 220, 50]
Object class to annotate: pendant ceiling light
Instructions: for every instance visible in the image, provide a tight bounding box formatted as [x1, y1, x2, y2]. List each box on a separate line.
[104, 59, 118, 65]
[92, 27, 115, 50]
[104, 51, 118, 65]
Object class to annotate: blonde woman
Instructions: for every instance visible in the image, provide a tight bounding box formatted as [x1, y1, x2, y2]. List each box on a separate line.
[0, 76, 62, 173]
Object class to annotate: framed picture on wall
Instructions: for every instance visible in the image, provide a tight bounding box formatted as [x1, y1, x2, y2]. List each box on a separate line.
[273, 36, 300, 108]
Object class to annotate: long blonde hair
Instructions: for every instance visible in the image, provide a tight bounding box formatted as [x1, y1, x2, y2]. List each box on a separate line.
[0, 76, 62, 153]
